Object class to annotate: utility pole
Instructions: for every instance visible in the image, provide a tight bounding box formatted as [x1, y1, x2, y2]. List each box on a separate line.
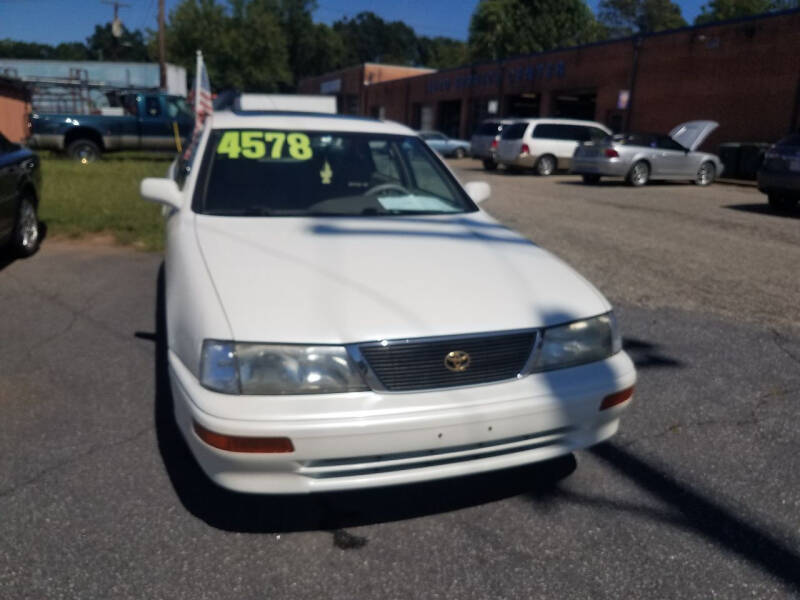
[100, 0, 130, 60]
[158, 0, 167, 90]
[100, 0, 131, 37]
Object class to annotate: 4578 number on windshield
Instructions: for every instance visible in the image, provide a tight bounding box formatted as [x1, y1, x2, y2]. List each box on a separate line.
[216, 131, 313, 160]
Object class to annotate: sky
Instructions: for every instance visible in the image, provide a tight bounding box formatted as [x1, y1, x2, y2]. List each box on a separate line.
[0, 0, 708, 46]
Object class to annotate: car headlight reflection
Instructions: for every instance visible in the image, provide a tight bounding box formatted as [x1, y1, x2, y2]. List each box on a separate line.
[200, 341, 368, 395]
[535, 313, 622, 371]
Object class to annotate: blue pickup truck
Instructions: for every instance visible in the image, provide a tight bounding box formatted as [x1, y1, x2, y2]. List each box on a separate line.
[29, 92, 194, 162]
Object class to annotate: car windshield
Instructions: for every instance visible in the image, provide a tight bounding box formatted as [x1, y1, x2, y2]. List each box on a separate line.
[196, 130, 476, 217]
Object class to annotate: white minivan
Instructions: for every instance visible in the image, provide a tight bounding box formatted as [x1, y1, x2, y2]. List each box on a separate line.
[496, 119, 612, 175]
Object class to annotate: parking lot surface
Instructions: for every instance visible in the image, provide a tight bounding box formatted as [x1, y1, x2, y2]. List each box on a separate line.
[1, 165, 799, 599]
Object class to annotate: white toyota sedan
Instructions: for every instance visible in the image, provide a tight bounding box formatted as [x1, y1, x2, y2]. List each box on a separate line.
[141, 105, 636, 494]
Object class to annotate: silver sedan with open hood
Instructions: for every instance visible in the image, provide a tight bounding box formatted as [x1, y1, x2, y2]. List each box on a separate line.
[572, 120, 723, 187]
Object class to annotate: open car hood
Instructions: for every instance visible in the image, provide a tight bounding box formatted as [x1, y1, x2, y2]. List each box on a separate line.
[669, 120, 719, 152]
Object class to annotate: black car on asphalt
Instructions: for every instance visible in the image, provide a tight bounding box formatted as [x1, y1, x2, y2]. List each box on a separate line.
[758, 133, 800, 210]
[0, 132, 41, 257]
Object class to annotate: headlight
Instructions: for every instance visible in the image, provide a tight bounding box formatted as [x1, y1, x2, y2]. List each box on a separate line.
[535, 313, 621, 371]
[200, 341, 368, 395]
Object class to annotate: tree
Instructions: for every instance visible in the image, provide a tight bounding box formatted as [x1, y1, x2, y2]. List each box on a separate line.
[86, 22, 150, 61]
[0, 39, 89, 60]
[333, 11, 418, 65]
[598, 0, 686, 37]
[694, 0, 798, 24]
[417, 36, 469, 69]
[468, 0, 604, 62]
[297, 23, 347, 77]
[54, 42, 91, 60]
[164, 0, 291, 92]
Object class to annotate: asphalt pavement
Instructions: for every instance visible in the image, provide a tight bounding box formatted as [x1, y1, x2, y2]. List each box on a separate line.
[1, 165, 799, 599]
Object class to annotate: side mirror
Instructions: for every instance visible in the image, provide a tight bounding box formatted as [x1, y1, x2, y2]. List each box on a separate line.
[464, 181, 491, 204]
[140, 177, 182, 210]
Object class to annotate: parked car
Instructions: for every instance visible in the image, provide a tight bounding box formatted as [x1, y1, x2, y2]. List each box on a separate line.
[471, 119, 513, 171]
[139, 99, 636, 494]
[572, 121, 722, 186]
[757, 133, 800, 210]
[29, 92, 194, 162]
[0, 132, 41, 257]
[496, 119, 611, 175]
[419, 130, 471, 158]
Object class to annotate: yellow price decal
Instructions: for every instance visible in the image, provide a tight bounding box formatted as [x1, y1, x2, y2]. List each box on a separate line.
[216, 131, 312, 160]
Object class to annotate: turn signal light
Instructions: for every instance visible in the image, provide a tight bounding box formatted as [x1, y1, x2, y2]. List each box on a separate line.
[604, 149, 619, 158]
[599, 386, 634, 410]
[193, 422, 295, 453]
[521, 143, 530, 155]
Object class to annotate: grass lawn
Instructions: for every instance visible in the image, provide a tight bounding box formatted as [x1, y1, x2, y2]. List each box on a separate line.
[39, 152, 175, 252]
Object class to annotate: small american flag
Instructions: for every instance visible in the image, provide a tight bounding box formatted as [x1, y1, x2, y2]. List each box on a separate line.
[193, 50, 213, 132]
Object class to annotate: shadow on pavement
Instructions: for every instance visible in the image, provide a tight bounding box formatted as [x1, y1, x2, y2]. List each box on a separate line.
[623, 337, 685, 370]
[724, 203, 800, 219]
[149, 264, 576, 534]
[557, 180, 686, 187]
[589, 442, 800, 591]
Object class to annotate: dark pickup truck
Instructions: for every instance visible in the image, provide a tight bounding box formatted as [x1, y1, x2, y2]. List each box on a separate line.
[29, 92, 194, 162]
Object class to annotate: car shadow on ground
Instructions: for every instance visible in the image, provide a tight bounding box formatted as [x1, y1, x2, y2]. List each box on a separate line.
[0, 221, 48, 273]
[724, 203, 800, 220]
[568, 443, 800, 591]
[557, 180, 688, 187]
[623, 337, 685, 370]
[147, 265, 577, 535]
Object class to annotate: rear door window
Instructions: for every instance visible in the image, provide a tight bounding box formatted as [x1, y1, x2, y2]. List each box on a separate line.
[533, 124, 585, 141]
[501, 122, 529, 140]
[590, 127, 609, 142]
[475, 122, 501, 136]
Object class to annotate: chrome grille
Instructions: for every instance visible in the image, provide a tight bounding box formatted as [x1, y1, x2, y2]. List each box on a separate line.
[358, 330, 538, 392]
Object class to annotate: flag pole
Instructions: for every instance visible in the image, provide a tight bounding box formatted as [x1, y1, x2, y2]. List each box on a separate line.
[194, 49, 202, 118]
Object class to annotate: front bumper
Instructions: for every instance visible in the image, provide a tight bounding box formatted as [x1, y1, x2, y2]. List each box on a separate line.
[571, 156, 629, 177]
[168, 349, 636, 494]
[757, 170, 800, 197]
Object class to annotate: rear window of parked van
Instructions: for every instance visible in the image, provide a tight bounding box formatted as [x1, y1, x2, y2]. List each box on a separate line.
[500, 122, 529, 140]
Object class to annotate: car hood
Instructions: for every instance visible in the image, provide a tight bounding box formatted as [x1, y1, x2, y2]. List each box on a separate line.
[194, 212, 610, 344]
[669, 120, 718, 151]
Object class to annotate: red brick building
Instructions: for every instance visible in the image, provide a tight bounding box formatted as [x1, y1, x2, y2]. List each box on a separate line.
[299, 63, 434, 115]
[315, 10, 800, 150]
[0, 76, 32, 143]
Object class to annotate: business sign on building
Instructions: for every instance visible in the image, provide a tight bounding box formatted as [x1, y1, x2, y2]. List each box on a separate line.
[320, 78, 342, 94]
[425, 60, 567, 95]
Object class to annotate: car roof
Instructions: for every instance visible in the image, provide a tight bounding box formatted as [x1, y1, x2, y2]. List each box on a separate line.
[210, 110, 415, 136]
[508, 118, 608, 127]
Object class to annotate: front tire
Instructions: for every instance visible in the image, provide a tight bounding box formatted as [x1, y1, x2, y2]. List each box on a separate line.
[66, 139, 101, 163]
[454, 147, 466, 159]
[582, 174, 601, 184]
[482, 158, 498, 171]
[627, 160, 650, 186]
[695, 161, 716, 186]
[536, 154, 556, 176]
[12, 197, 40, 257]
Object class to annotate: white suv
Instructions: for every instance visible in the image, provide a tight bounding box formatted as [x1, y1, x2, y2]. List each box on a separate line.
[140, 100, 635, 494]
[496, 118, 611, 175]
